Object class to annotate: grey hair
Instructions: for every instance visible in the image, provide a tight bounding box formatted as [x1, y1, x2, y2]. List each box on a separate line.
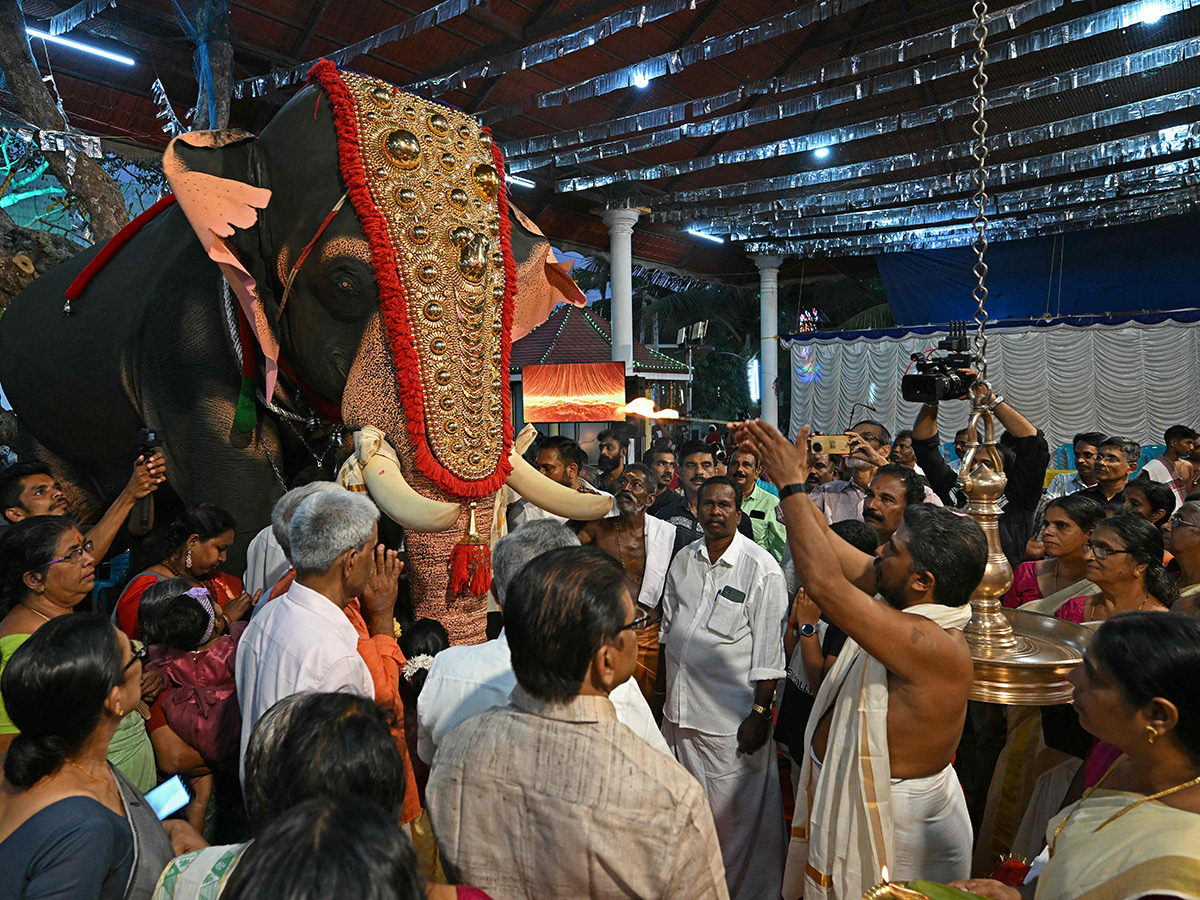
[1179, 500, 1200, 522]
[289, 491, 379, 577]
[271, 483, 342, 556]
[492, 521, 580, 608]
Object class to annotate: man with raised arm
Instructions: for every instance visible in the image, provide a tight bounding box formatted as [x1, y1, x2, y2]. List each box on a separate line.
[575, 463, 676, 717]
[737, 419, 987, 900]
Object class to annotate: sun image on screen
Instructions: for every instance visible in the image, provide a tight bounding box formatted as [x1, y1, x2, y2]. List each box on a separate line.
[522, 362, 626, 423]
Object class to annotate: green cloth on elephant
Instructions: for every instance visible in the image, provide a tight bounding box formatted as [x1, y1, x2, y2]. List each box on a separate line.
[0, 632, 31, 733]
[1, 631, 156, 792]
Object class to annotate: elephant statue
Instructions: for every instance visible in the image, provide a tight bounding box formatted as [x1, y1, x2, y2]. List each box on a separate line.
[0, 62, 610, 644]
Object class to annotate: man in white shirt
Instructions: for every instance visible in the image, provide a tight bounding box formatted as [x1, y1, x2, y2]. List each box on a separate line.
[236, 490, 383, 773]
[661, 475, 789, 900]
[243, 482, 340, 597]
[417, 520, 669, 764]
[1044, 432, 1105, 500]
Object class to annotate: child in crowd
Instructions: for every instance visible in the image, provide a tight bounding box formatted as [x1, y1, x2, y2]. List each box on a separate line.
[142, 585, 247, 765]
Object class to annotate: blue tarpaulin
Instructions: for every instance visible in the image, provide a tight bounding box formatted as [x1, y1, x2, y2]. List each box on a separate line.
[875, 213, 1200, 327]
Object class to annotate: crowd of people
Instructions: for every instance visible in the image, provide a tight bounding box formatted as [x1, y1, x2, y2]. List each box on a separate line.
[1, 377, 1199, 900]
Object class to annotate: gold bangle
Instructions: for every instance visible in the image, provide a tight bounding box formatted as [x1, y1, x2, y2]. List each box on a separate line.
[752, 703, 770, 718]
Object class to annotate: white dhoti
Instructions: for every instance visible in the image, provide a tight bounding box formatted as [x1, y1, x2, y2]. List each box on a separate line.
[890, 764, 972, 882]
[663, 720, 785, 900]
[785, 602, 973, 900]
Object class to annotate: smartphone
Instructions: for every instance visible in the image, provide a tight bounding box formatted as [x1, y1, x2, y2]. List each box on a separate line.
[810, 434, 852, 455]
[145, 775, 191, 820]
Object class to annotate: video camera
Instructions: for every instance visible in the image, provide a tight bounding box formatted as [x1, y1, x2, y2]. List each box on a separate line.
[900, 322, 980, 404]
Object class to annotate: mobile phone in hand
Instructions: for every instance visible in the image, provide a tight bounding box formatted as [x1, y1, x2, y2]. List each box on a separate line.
[145, 775, 191, 820]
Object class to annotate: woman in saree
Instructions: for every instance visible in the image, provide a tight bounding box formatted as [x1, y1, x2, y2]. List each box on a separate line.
[1165, 501, 1200, 612]
[1003, 495, 1103, 611]
[955, 611, 1200, 900]
[1054, 513, 1177, 625]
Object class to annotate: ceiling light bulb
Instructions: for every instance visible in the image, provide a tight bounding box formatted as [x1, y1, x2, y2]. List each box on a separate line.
[1137, 2, 1168, 23]
[686, 229, 724, 244]
[814, 147, 831, 159]
[633, 72, 651, 89]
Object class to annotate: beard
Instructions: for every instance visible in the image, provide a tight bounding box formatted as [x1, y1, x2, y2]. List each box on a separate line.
[597, 455, 619, 473]
[615, 494, 640, 514]
[874, 557, 907, 609]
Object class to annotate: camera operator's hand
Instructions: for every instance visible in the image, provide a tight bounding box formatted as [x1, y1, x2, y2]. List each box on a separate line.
[127, 452, 167, 500]
[845, 431, 890, 469]
[735, 419, 810, 486]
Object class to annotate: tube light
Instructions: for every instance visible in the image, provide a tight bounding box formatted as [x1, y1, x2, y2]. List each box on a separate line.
[26, 27, 136, 66]
[686, 229, 724, 243]
[507, 174, 536, 188]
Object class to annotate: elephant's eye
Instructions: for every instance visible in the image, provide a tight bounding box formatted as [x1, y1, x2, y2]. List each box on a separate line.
[316, 262, 376, 323]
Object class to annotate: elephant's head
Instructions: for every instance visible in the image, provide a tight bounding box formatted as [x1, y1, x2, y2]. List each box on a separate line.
[163, 63, 606, 643]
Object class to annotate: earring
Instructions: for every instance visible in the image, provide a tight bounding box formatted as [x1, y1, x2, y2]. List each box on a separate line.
[185, 547, 192, 569]
[1145, 725, 1158, 745]
[115, 703, 124, 718]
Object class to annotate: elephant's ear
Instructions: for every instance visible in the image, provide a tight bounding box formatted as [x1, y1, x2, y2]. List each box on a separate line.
[509, 203, 587, 343]
[163, 131, 278, 395]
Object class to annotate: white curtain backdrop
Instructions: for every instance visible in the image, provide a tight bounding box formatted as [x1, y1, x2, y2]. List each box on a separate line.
[784, 314, 1200, 450]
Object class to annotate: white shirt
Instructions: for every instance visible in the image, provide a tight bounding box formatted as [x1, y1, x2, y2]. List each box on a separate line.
[661, 531, 788, 735]
[507, 485, 615, 530]
[235, 581, 373, 771]
[1045, 470, 1087, 500]
[242, 525, 290, 597]
[1141, 457, 1189, 506]
[637, 514, 678, 610]
[416, 630, 670, 764]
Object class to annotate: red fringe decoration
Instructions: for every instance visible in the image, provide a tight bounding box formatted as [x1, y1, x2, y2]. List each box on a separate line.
[65, 194, 178, 302]
[306, 60, 514, 500]
[989, 859, 1031, 887]
[449, 541, 491, 597]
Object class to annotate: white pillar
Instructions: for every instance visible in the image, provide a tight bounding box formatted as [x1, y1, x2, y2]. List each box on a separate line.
[754, 255, 784, 428]
[602, 207, 640, 372]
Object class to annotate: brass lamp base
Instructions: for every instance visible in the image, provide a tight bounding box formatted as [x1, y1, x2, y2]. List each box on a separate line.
[970, 609, 1091, 704]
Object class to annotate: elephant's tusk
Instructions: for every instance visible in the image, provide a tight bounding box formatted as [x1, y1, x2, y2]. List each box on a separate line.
[514, 423, 538, 455]
[340, 427, 461, 533]
[506, 448, 613, 521]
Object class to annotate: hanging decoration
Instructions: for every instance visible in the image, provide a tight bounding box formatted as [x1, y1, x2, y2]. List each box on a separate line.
[231, 0, 485, 100]
[536, 0, 877, 109]
[48, 0, 117, 36]
[515, 0, 1199, 176]
[407, 0, 712, 98]
[151, 77, 188, 136]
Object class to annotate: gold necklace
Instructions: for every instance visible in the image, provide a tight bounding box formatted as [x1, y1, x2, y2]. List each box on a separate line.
[19, 602, 53, 622]
[1050, 763, 1200, 855]
[65, 759, 120, 802]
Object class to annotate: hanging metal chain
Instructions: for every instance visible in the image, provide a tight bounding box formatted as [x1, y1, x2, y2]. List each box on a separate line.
[969, 0, 991, 383]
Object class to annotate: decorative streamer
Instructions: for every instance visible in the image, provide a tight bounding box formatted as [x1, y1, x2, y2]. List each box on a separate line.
[719, 157, 1200, 241]
[48, 0, 117, 36]
[742, 189, 1199, 256]
[556, 33, 1200, 193]
[662, 91, 1200, 225]
[232, 0, 486, 100]
[518, 0, 1198, 174]
[151, 77, 187, 136]
[407, 0, 711, 97]
[503, 0, 1068, 159]
[536, 0, 877, 109]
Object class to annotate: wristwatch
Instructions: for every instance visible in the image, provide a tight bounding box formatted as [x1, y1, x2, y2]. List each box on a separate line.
[778, 482, 807, 500]
[751, 703, 771, 718]
[797, 622, 818, 638]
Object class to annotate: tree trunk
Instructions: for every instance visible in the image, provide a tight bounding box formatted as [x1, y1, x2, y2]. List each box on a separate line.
[182, 0, 233, 130]
[0, 0, 129, 242]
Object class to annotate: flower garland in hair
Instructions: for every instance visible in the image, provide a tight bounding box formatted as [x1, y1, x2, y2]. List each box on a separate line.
[401, 654, 435, 682]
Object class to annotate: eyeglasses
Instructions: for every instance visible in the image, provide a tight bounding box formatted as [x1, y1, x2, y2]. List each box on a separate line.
[1170, 514, 1200, 531]
[618, 612, 654, 633]
[857, 434, 884, 445]
[1083, 542, 1132, 560]
[46, 539, 93, 567]
[123, 644, 148, 672]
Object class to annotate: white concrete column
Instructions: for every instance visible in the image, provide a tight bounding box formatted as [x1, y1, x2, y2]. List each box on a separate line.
[602, 207, 640, 372]
[754, 255, 784, 428]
